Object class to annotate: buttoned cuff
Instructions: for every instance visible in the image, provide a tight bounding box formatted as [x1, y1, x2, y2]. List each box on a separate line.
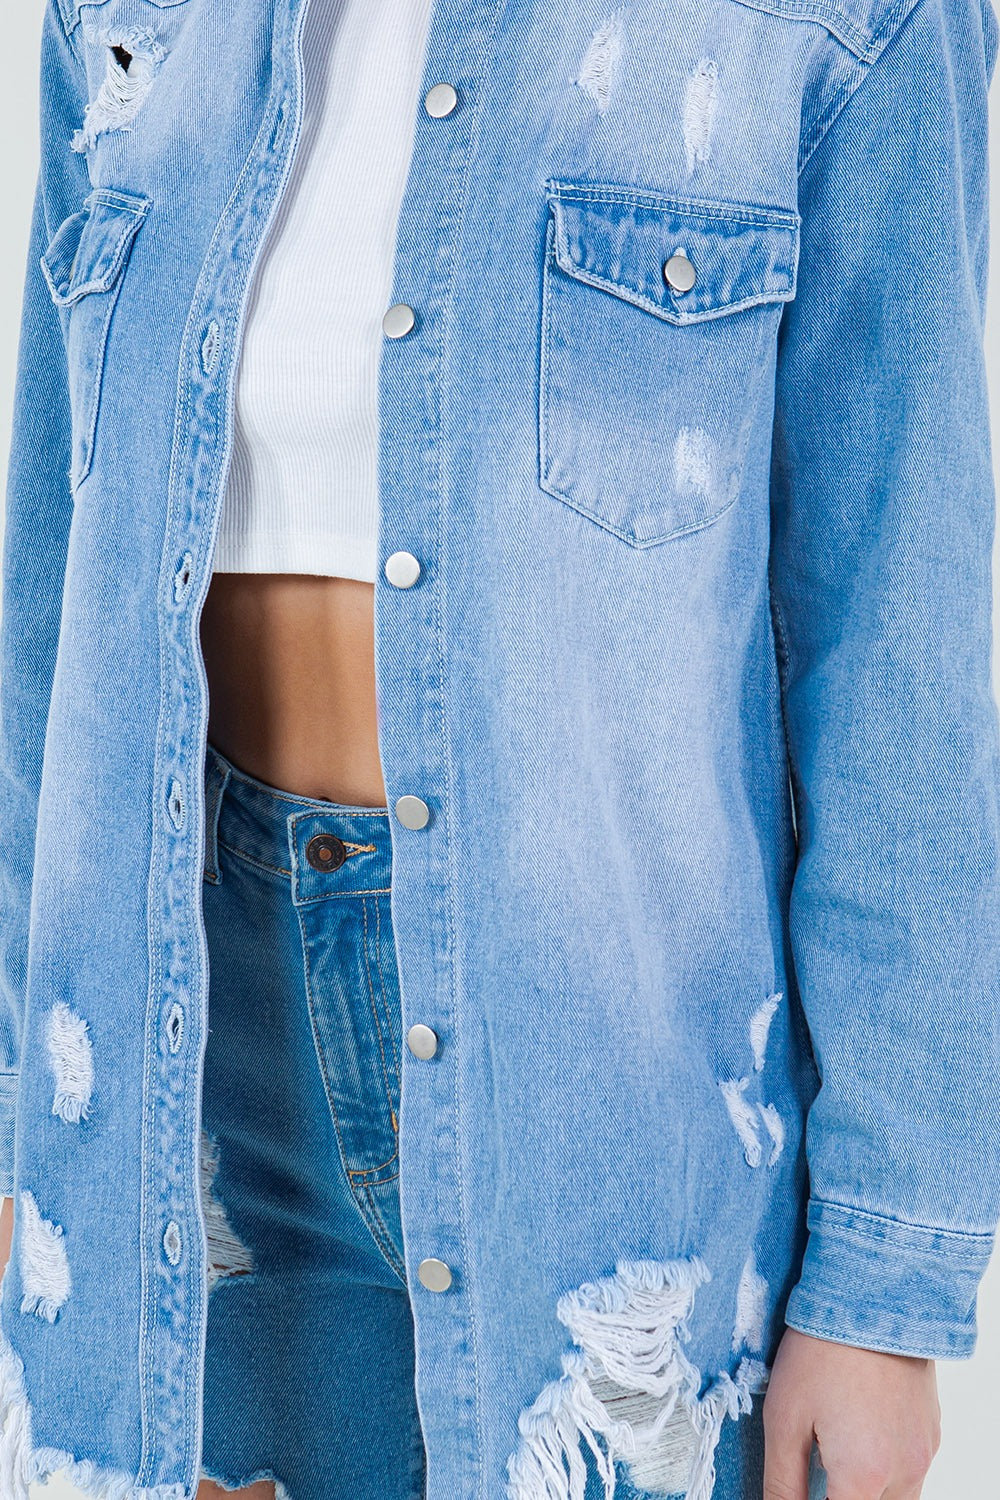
[783, 1198, 994, 1360]
[0, 1073, 18, 1198]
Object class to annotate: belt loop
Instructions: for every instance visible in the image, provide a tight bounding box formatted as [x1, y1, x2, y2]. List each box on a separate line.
[202, 742, 232, 884]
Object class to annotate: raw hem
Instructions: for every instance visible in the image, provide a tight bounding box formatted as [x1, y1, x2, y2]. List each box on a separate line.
[200, 1467, 291, 1498]
[0, 1319, 185, 1500]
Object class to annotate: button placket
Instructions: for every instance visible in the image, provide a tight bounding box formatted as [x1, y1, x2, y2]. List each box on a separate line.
[380, 60, 465, 1305]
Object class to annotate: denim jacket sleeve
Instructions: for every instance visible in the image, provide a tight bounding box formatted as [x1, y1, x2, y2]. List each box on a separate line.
[0, 5, 90, 1196]
[770, 0, 1000, 1356]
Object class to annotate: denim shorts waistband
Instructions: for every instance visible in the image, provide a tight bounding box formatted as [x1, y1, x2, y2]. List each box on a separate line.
[203, 738, 393, 897]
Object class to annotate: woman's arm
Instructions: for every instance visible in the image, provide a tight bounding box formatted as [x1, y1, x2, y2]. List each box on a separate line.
[0, 4, 90, 1198]
[764, 0, 999, 1487]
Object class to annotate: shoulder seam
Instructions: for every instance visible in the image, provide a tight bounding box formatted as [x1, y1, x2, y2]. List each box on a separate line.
[52, 0, 78, 36]
[729, 0, 918, 57]
[797, 0, 928, 172]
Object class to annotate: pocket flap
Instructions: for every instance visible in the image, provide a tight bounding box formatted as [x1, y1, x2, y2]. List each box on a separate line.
[41, 189, 150, 308]
[546, 182, 800, 325]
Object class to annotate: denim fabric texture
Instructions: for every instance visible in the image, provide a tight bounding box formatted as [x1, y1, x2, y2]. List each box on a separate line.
[197, 741, 426, 1500]
[0, 0, 998, 1495]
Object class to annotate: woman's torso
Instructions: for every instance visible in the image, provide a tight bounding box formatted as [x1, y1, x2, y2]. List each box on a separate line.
[200, 573, 386, 808]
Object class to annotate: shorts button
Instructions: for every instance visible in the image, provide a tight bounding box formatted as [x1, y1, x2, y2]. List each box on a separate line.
[305, 833, 347, 872]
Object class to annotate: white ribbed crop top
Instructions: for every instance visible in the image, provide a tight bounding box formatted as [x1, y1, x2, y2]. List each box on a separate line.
[213, 0, 434, 583]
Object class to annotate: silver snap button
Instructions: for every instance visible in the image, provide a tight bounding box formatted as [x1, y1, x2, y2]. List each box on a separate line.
[418, 1257, 453, 1292]
[395, 795, 430, 830]
[407, 1023, 439, 1059]
[385, 551, 421, 589]
[383, 303, 416, 339]
[424, 83, 458, 118]
[663, 252, 697, 293]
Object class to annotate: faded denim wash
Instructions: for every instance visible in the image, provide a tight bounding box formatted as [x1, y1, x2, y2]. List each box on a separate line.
[0, 0, 998, 1496]
[195, 739, 828, 1500]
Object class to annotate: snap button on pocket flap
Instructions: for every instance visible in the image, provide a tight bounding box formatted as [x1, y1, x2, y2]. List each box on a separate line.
[546, 182, 800, 324]
[41, 190, 150, 308]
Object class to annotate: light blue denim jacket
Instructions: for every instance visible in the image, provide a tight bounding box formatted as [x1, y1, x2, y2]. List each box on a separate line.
[0, 0, 998, 1495]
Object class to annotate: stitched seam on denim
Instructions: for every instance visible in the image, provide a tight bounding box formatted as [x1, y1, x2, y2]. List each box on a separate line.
[539, 214, 555, 502]
[372, 896, 402, 1087]
[53, 0, 80, 41]
[785, 1316, 971, 1355]
[764, 558, 821, 1077]
[149, 5, 316, 1475]
[765, 571, 805, 834]
[294, 902, 396, 1206]
[797, 0, 928, 171]
[361, 898, 401, 1122]
[73, 292, 115, 489]
[296, 886, 393, 902]
[809, 1196, 996, 1251]
[546, 180, 801, 228]
[359, 1181, 407, 1283]
[215, 837, 292, 879]
[432, 0, 505, 1478]
[348, 1154, 400, 1180]
[222, 759, 389, 814]
[46, 201, 150, 304]
[553, 258, 795, 323]
[727, 0, 873, 54]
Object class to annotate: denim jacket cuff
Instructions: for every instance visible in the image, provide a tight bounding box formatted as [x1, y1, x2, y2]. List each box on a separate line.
[782, 1197, 994, 1360]
[0, 1073, 17, 1198]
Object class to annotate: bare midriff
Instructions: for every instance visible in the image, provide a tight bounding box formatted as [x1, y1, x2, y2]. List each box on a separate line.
[199, 572, 388, 809]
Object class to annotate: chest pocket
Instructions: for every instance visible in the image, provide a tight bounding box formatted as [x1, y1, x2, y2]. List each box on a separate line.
[539, 182, 800, 548]
[41, 188, 149, 493]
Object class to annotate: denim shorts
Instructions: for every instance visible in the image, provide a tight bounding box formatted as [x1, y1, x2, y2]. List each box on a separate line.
[198, 738, 425, 1499]
[197, 738, 824, 1500]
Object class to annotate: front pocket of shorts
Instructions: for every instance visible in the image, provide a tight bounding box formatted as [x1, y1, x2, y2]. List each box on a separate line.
[41, 188, 150, 492]
[539, 181, 800, 548]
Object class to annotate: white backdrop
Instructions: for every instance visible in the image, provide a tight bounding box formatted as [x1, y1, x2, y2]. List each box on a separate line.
[1, 5, 998, 1498]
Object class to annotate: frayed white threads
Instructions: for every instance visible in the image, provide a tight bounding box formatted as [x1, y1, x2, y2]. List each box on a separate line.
[683, 58, 719, 174]
[506, 1256, 767, 1500]
[757, 1102, 786, 1166]
[200, 1130, 254, 1289]
[18, 1192, 71, 1323]
[71, 30, 164, 152]
[45, 1002, 94, 1124]
[674, 425, 717, 497]
[574, 10, 625, 115]
[732, 1255, 768, 1353]
[749, 992, 782, 1073]
[719, 1078, 763, 1168]
[0, 1309, 186, 1499]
